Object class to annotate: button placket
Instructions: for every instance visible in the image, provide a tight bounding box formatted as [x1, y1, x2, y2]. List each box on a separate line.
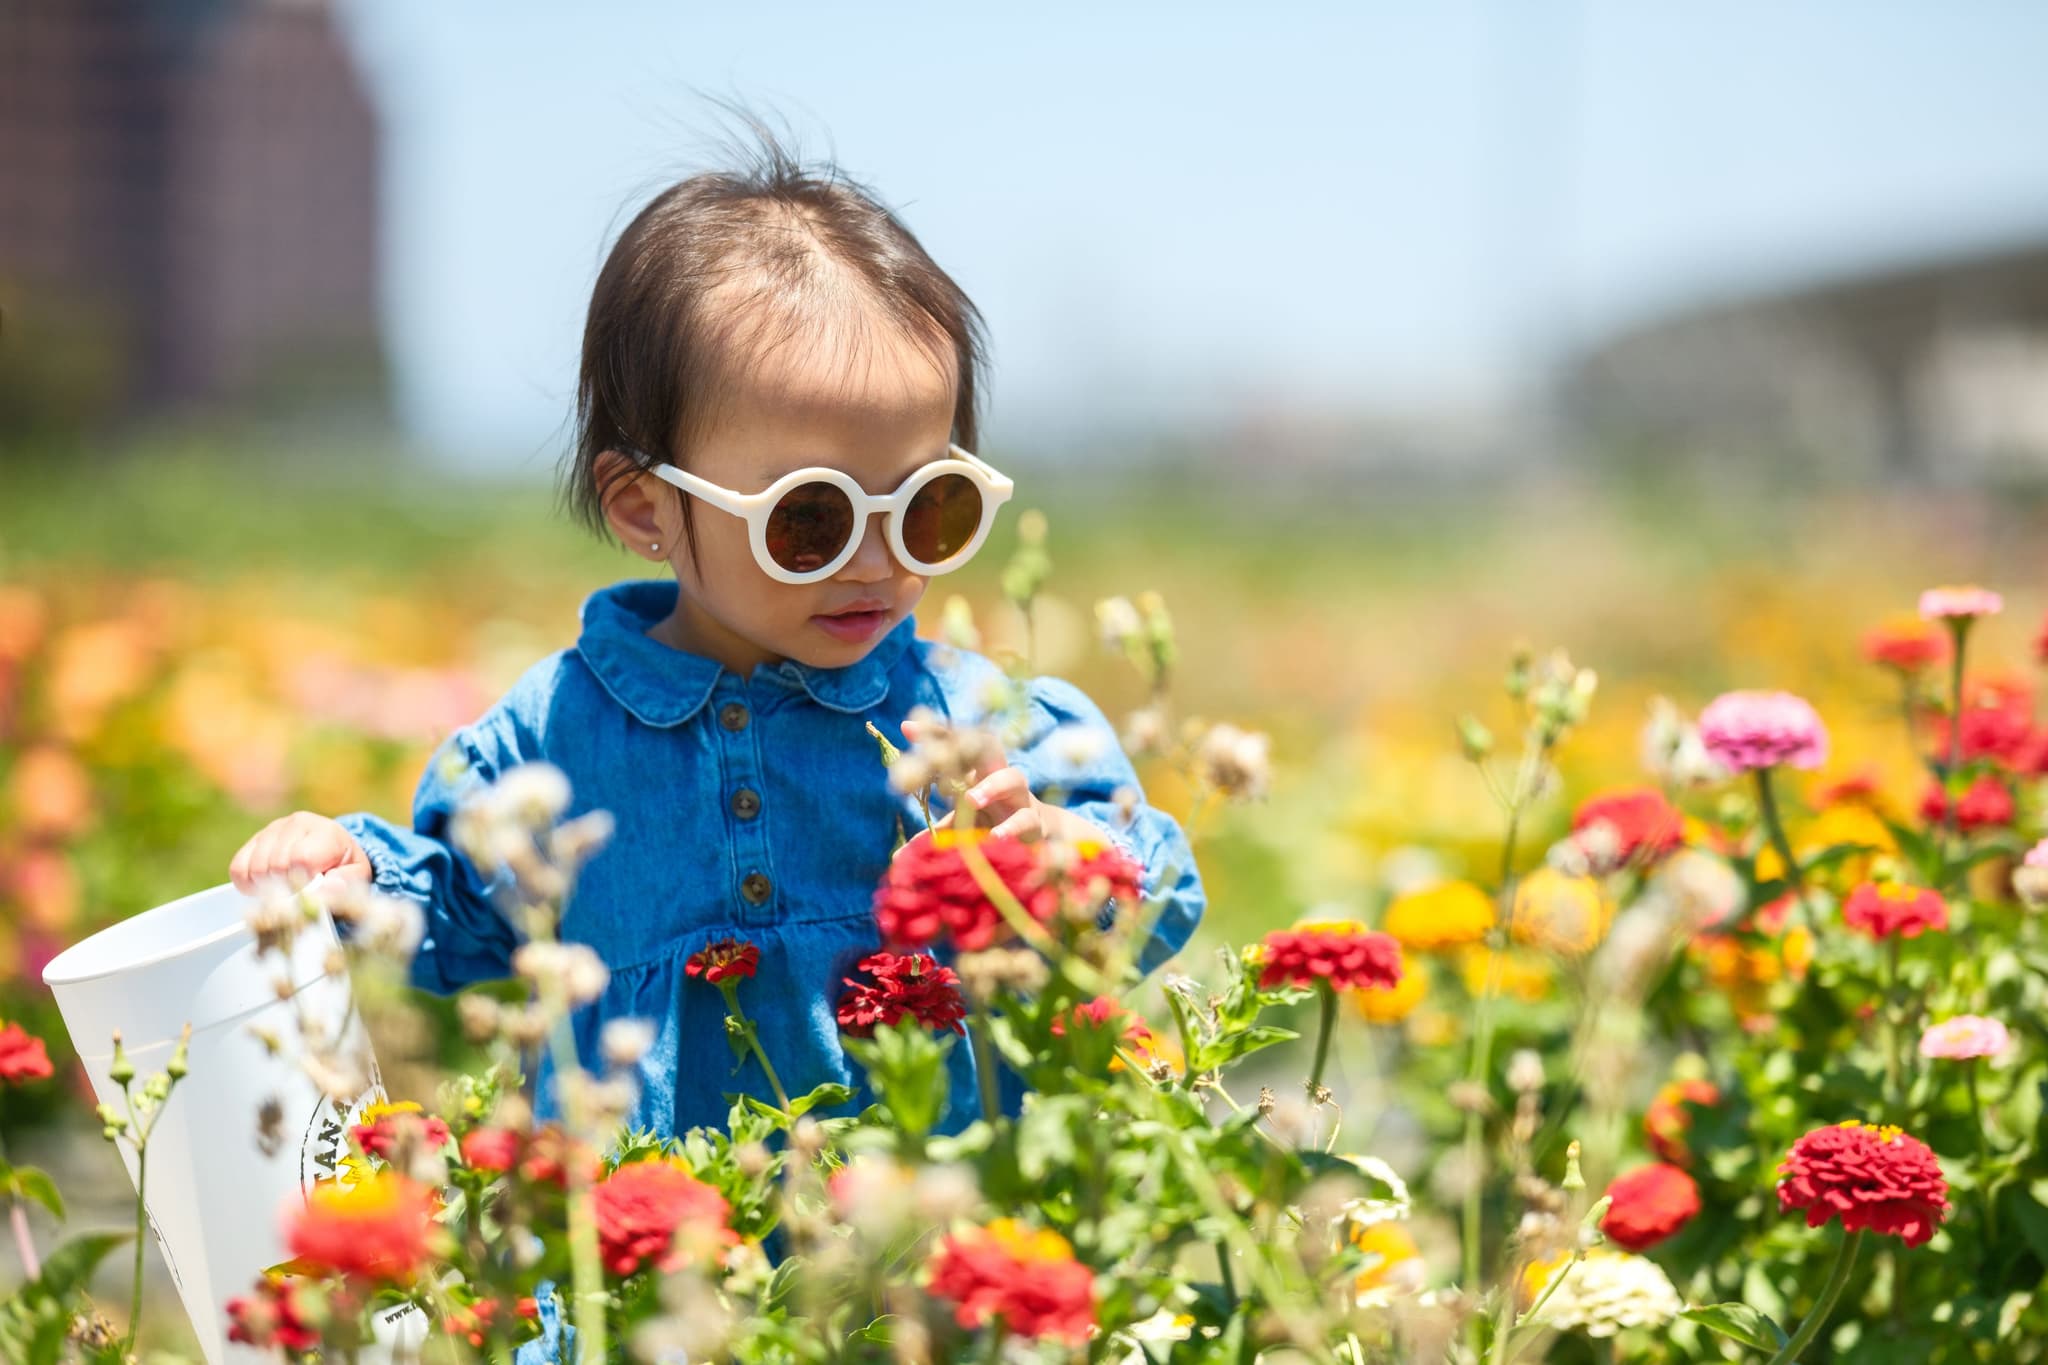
[715, 680, 775, 924]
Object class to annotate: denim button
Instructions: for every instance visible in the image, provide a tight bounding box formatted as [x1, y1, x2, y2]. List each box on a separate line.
[732, 788, 761, 820]
[741, 872, 772, 905]
[719, 702, 750, 732]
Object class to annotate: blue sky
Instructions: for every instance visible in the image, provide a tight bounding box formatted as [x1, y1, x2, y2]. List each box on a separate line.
[338, 1, 2048, 466]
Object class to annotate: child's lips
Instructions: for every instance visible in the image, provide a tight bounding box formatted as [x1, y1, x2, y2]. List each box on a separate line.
[811, 606, 891, 643]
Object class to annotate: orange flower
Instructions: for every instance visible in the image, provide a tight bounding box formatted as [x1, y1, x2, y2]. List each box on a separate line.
[1381, 881, 1494, 951]
[7, 747, 92, 841]
[1644, 1078, 1720, 1166]
[286, 1173, 438, 1284]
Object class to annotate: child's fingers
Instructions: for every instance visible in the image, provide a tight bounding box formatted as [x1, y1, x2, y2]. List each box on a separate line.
[989, 807, 1043, 842]
[963, 765, 1032, 821]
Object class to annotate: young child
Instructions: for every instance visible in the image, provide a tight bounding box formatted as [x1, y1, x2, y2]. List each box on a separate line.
[227, 134, 1205, 1141]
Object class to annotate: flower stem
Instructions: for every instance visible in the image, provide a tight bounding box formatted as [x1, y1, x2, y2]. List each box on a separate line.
[128, 1139, 146, 1350]
[545, 1005, 608, 1365]
[968, 1010, 1002, 1126]
[1763, 1230, 1864, 1365]
[1754, 766, 1816, 933]
[1883, 938, 1905, 1108]
[723, 988, 792, 1114]
[1307, 984, 1337, 1098]
[1940, 620, 1971, 869]
[1967, 1061, 1997, 1241]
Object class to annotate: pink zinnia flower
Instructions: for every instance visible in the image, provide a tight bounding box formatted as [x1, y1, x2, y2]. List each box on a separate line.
[1918, 1015, 2012, 1061]
[1919, 585, 2003, 621]
[1698, 691, 1829, 773]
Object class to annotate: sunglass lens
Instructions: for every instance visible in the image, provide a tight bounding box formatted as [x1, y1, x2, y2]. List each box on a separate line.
[765, 481, 855, 575]
[901, 473, 982, 567]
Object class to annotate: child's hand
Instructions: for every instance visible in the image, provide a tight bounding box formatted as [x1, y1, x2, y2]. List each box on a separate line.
[229, 812, 373, 894]
[896, 720, 1110, 851]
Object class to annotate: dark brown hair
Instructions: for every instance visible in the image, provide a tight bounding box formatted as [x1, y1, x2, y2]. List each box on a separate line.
[562, 113, 989, 561]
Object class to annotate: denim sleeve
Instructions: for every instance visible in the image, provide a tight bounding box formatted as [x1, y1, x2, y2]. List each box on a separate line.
[1008, 676, 1206, 976]
[335, 726, 524, 994]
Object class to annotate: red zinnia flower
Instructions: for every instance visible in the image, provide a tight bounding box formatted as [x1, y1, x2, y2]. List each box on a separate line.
[1571, 788, 1684, 866]
[873, 830, 1057, 951]
[457, 1124, 593, 1189]
[352, 1106, 451, 1161]
[459, 1126, 520, 1174]
[1644, 1078, 1720, 1166]
[286, 1173, 438, 1284]
[1600, 1163, 1701, 1252]
[685, 938, 760, 985]
[1049, 995, 1137, 1038]
[1841, 881, 1949, 941]
[1777, 1120, 1950, 1247]
[836, 951, 967, 1036]
[592, 1158, 737, 1276]
[1862, 619, 1946, 673]
[0, 1022, 53, 1084]
[226, 1275, 323, 1352]
[1918, 774, 2015, 832]
[1255, 921, 1403, 993]
[441, 1297, 503, 1348]
[1057, 840, 1145, 911]
[927, 1218, 1097, 1343]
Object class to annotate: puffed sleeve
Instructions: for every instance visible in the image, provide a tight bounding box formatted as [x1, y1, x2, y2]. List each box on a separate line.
[335, 724, 524, 994]
[1005, 676, 1207, 976]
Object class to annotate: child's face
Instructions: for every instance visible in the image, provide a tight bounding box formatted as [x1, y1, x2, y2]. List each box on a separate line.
[650, 318, 960, 673]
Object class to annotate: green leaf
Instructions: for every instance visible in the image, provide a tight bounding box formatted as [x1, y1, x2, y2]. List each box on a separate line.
[788, 1083, 854, 1119]
[22, 1231, 132, 1309]
[1190, 1025, 1299, 1073]
[2, 1166, 64, 1222]
[1682, 1303, 1790, 1350]
[852, 1315, 899, 1343]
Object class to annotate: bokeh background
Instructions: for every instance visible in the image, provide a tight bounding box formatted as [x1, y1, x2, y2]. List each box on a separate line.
[6, 2, 2048, 1288]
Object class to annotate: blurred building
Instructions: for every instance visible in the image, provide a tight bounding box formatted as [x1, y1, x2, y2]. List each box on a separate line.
[1561, 238, 2048, 484]
[0, 0, 385, 436]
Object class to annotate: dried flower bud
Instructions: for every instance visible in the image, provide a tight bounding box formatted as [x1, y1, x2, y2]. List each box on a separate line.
[1457, 714, 1494, 762]
[600, 1017, 655, 1069]
[1195, 722, 1271, 802]
[1448, 1081, 1493, 1116]
[457, 993, 502, 1043]
[1506, 1049, 1544, 1095]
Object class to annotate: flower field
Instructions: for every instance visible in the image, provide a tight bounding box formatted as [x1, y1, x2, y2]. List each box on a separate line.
[4, 454, 2048, 1361]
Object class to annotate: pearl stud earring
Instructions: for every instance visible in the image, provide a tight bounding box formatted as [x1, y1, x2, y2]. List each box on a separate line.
[650, 542, 661, 552]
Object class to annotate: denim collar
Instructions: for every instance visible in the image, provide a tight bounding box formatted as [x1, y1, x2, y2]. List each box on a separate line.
[574, 579, 916, 727]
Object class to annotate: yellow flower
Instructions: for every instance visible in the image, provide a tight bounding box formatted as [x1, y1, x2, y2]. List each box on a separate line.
[1756, 804, 1893, 887]
[1458, 947, 1552, 1002]
[1353, 1221, 1422, 1300]
[1353, 953, 1427, 1023]
[985, 1218, 1078, 1265]
[1509, 869, 1614, 955]
[1382, 881, 1495, 951]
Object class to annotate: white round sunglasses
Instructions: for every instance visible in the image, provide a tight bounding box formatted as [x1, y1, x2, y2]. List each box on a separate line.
[640, 443, 1015, 586]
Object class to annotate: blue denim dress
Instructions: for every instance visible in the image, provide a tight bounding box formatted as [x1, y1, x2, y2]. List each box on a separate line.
[337, 578, 1205, 1145]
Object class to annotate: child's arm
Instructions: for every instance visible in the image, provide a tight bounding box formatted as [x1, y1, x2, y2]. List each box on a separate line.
[334, 728, 525, 994]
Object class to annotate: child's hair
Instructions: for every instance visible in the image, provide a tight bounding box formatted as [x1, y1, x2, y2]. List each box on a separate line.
[562, 116, 990, 560]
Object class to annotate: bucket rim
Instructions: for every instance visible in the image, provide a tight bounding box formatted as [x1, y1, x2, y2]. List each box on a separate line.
[41, 876, 338, 988]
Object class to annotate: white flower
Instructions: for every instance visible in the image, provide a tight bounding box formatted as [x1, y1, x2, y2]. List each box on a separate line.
[1112, 1306, 1198, 1361]
[1195, 722, 1271, 801]
[601, 1017, 656, 1068]
[1642, 848, 1746, 931]
[1640, 698, 1727, 788]
[513, 941, 610, 1006]
[1095, 596, 1143, 650]
[1333, 1153, 1412, 1231]
[1530, 1251, 1684, 1337]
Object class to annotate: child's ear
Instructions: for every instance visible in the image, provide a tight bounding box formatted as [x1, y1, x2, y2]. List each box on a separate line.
[595, 450, 673, 561]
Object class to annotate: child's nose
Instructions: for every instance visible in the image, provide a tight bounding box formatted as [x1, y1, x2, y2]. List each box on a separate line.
[836, 510, 897, 582]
